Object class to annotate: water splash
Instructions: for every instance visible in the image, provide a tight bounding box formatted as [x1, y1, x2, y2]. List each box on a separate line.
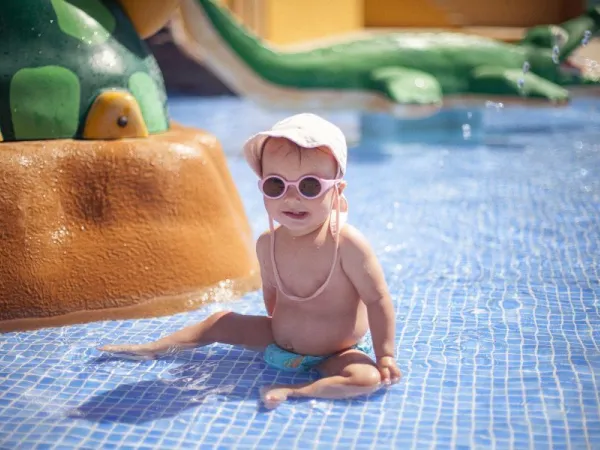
[485, 101, 504, 111]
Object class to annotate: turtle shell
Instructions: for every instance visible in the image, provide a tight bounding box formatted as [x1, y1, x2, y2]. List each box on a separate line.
[0, 0, 169, 141]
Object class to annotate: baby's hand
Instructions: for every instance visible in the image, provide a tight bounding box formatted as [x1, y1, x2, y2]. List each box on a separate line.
[377, 356, 402, 385]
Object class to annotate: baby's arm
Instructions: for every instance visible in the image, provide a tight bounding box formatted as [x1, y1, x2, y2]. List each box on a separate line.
[256, 232, 277, 316]
[340, 226, 400, 382]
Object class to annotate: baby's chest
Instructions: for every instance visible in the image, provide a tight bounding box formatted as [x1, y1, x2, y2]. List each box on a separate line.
[274, 261, 355, 301]
[274, 247, 337, 282]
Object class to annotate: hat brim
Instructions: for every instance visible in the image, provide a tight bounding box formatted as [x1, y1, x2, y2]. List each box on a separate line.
[243, 130, 340, 178]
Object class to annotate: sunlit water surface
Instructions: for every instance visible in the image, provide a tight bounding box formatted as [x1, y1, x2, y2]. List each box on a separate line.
[0, 97, 599, 450]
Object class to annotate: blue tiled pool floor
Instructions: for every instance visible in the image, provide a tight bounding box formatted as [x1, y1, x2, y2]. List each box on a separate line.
[1, 98, 599, 449]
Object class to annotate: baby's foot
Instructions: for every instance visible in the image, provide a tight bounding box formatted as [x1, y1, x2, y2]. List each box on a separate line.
[260, 386, 292, 409]
[97, 343, 159, 359]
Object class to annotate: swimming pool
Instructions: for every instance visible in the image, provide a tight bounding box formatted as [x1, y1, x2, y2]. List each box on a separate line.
[1, 97, 599, 449]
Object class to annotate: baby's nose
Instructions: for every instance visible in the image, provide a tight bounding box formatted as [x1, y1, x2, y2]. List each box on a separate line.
[283, 186, 302, 201]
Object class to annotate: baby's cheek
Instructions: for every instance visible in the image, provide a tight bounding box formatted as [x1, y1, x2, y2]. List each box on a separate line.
[264, 197, 283, 216]
[263, 197, 275, 209]
[311, 197, 334, 217]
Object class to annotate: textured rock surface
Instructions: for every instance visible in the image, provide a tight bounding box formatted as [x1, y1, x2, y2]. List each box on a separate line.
[0, 123, 259, 331]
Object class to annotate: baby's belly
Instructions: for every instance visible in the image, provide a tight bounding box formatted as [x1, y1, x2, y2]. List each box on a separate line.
[271, 305, 369, 356]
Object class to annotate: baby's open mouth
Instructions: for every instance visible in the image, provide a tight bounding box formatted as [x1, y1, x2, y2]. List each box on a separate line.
[283, 211, 308, 219]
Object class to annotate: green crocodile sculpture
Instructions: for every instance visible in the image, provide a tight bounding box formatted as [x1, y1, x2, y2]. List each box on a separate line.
[173, 0, 600, 116]
[0, 0, 171, 142]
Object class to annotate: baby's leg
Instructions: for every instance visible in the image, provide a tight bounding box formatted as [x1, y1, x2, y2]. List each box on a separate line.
[260, 350, 382, 409]
[99, 312, 274, 358]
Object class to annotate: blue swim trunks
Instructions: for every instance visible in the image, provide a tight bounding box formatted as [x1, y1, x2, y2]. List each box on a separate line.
[263, 334, 373, 372]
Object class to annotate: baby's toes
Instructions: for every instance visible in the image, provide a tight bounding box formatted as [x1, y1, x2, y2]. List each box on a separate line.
[260, 386, 289, 409]
[98, 344, 155, 358]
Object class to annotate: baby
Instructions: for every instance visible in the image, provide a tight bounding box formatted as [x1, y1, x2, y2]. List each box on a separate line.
[99, 113, 401, 409]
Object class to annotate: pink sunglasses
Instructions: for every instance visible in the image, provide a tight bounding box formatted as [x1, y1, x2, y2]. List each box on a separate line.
[258, 175, 340, 200]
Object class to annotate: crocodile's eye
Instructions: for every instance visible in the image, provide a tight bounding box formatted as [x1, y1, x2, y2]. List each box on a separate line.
[83, 90, 148, 140]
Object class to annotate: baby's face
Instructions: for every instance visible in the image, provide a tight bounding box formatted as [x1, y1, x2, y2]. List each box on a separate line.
[261, 137, 342, 235]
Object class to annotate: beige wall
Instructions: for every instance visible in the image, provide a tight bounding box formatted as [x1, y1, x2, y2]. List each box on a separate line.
[222, 0, 363, 45]
[218, 0, 586, 45]
[265, 0, 363, 45]
[365, 0, 457, 28]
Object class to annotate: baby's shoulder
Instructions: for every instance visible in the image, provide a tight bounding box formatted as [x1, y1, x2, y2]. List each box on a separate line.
[255, 229, 272, 256]
[339, 224, 373, 258]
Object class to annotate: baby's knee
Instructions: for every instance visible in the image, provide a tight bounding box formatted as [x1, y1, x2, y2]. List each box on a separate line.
[207, 310, 237, 324]
[346, 364, 382, 388]
[204, 311, 235, 331]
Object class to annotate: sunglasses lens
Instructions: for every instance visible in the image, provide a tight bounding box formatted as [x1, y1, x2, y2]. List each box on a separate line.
[262, 177, 285, 198]
[299, 177, 322, 198]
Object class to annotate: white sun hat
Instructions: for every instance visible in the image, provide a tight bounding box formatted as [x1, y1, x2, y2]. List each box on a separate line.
[243, 113, 347, 178]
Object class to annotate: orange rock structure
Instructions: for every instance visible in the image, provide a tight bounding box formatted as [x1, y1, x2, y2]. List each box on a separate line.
[0, 124, 259, 332]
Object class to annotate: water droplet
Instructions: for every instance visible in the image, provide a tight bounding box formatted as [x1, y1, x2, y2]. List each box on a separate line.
[462, 123, 471, 140]
[49, 19, 54, 24]
[552, 46, 560, 64]
[582, 30, 591, 46]
[386, 222, 394, 230]
[517, 78, 525, 89]
[522, 61, 530, 73]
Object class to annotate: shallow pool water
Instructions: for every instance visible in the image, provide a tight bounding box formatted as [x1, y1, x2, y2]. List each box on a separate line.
[1, 98, 599, 449]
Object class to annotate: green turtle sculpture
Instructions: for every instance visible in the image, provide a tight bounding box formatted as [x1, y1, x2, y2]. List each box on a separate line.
[0, 0, 258, 331]
[172, 0, 600, 117]
[0, 0, 172, 142]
